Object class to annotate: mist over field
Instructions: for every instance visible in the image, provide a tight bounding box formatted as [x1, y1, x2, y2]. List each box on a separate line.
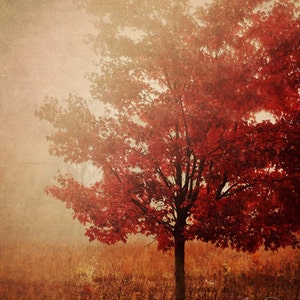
[0, 0, 214, 245]
[0, 0, 279, 247]
[0, 1, 299, 299]
[0, 0, 97, 244]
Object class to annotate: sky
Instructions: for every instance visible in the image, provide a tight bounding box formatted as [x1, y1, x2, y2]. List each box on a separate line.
[0, 0, 97, 243]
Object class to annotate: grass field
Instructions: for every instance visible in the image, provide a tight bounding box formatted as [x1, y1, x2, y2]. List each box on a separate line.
[0, 238, 299, 299]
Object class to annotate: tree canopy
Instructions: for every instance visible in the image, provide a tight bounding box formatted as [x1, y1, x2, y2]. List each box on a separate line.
[36, 0, 299, 298]
[37, 0, 299, 251]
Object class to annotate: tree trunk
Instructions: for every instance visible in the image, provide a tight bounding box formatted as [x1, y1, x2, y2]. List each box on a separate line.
[175, 237, 185, 300]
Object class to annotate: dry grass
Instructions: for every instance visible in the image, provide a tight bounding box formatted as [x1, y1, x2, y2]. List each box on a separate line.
[0, 238, 299, 299]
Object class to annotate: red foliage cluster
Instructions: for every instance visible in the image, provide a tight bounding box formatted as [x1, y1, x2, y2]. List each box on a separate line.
[36, 0, 299, 254]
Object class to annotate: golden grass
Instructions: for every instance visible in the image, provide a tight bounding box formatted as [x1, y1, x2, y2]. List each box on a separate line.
[0, 238, 299, 299]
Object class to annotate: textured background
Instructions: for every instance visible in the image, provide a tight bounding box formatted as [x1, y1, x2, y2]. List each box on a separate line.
[0, 0, 96, 243]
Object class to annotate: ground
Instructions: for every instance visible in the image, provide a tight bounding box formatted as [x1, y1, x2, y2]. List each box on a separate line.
[0, 239, 299, 299]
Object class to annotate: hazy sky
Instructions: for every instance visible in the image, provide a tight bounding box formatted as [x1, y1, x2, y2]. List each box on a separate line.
[0, 0, 97, 243]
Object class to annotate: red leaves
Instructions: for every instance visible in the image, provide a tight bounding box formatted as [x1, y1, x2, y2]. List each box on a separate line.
[37, 0, 299, 253]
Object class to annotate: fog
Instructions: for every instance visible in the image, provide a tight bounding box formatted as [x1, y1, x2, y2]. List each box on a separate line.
[0, 0, 210, 245]
[1, 0, 271, 247]
[0, 0, 97, 244]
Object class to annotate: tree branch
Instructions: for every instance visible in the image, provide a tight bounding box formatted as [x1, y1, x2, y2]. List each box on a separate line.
[155, 164, 173, 188]
[218, 182, 256, 200]
[131, 198, 148, 213]
[189, 158, 205, 203]
[131, 198, 174, 232]
[215, 172, 228, 200]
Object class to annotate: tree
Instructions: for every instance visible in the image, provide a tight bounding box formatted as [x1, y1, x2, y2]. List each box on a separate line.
[36, 0, 300, 299]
